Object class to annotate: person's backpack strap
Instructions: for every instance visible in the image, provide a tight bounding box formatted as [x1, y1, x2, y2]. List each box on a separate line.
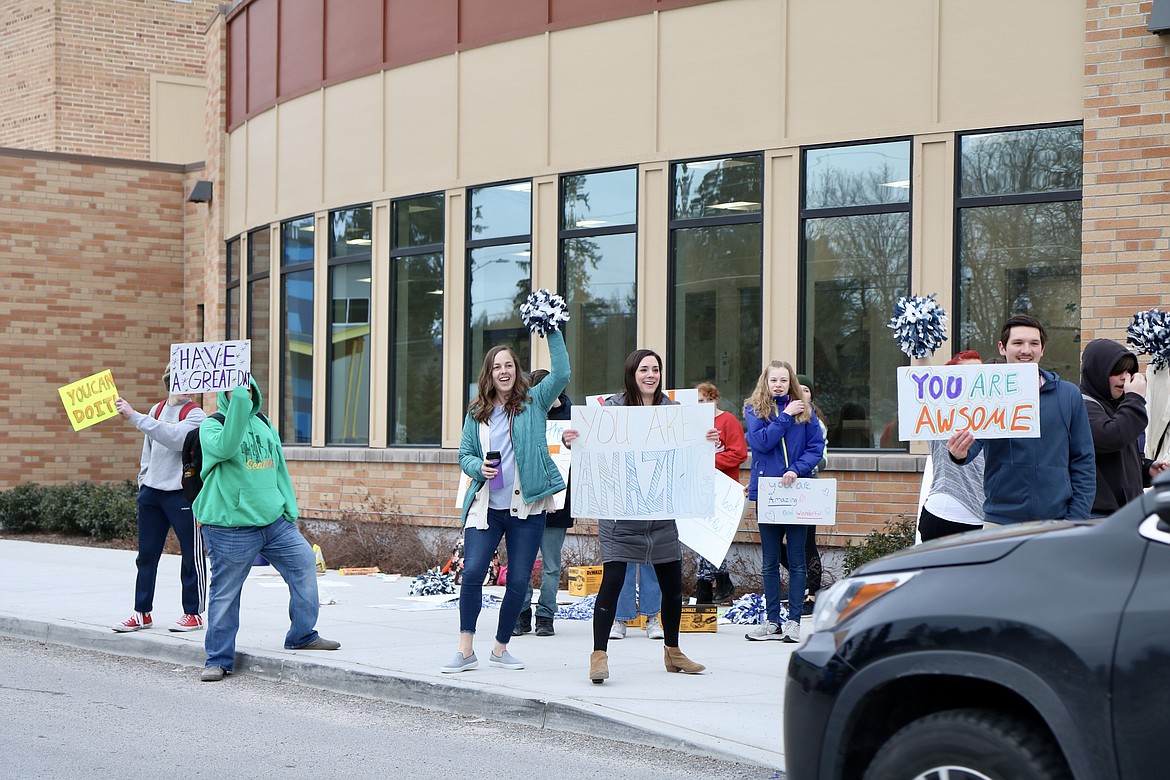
[178, 400, 200, 421]
[150, 401, 165, 420]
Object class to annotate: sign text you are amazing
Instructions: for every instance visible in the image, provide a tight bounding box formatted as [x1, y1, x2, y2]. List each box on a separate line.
[569, 404, 716, 521]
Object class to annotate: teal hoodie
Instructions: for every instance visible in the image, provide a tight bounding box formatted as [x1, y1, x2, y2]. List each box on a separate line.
[192, 377, 299, 527]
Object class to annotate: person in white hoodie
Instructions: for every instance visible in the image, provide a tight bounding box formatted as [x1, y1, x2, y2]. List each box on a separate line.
[111, 364, 208, 633]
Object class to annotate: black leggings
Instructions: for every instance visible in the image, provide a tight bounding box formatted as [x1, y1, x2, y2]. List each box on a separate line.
[593, 559, 683, 651]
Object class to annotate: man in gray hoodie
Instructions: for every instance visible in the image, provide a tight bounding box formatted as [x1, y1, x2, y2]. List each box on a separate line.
[112, 364, 208, 633]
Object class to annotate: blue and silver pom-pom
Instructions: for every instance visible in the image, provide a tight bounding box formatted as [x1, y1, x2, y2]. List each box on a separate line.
[407, 566, 456, 596]
[1126, 309, 1170, 372]
[520, 289, 569, 337]
[888, 293, 949, 359]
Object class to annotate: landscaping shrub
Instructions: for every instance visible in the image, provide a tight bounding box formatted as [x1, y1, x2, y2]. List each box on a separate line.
[38, 482, 92, 536]
[0, 481, 137, 540]
[842, 514, 917, 575]
[0, 483, 45, 532]
[78, 480, 138, 540]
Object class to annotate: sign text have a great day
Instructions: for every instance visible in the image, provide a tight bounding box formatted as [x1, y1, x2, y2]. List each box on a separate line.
[169, 339, 252, 394]
[897, 364, 1041, 441]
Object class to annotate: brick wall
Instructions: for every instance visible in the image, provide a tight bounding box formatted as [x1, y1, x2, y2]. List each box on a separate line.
[0, 0, 220, 160]
[0, 149, 195, 488]
[282, 456, 923, 547]
[0, 1, 56, 150]
[1082, 0, 1170, 340]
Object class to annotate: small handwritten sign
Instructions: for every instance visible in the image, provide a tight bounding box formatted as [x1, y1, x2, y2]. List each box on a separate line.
[169, 339, 251, 394]
[757, 477, 837, 526]
[570, 403, 716, 520]
[677, 471, 745, 567]
[546, 419, 571, 510]
[58, 369, 120, 431]
[897, 365, 1040, 441]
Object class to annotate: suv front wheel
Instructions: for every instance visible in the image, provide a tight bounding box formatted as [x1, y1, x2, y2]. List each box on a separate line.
[863, 708, 1071, 780]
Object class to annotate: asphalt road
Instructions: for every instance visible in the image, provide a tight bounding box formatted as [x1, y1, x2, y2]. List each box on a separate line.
[0, 636, 781, 779]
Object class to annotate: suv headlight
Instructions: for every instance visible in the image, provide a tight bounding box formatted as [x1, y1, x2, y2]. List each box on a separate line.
[809, 570, 920, 634]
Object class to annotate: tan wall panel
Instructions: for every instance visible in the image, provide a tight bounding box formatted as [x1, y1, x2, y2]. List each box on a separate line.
[913, 135, 953, 321]
[151, 76, 206, 164]
[764, 149, 799, 363]
[938, 0, 1082, 127]
[244, 109, 278, 229]
[658, 0, 784, 155]
[637, 163, 669, 351]
[276, 91, 325, 218]
[226, 127, 248, 237]
[323, 73, 383, 203]
[788, 0, 934, 140]
[385, 57, 458, 194]
[458, 37, 547, 183]
[548, 15, 656, 167]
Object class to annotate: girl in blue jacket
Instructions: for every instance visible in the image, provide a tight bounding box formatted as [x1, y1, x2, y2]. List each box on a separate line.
[743, 360, 825, 644]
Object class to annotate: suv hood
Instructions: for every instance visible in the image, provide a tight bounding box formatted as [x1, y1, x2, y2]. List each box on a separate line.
[856, 520, 1095, 575]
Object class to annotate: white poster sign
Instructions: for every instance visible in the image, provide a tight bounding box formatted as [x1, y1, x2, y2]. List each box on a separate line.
[546, 419, 571, 510]
[757, 477, 837, 526]
[169, 339, 252, 394]
[677, 471, 745, 568]
[569, 403, 716, 520]
[897, 364, 1040, 441]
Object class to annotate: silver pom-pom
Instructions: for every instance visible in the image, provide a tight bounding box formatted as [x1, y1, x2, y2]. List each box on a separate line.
[888, 293, 949, 359]
[520, 288, 569, 337]
[1126, 309, 1170, 372]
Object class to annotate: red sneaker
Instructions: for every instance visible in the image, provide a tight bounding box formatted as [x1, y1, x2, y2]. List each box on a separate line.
[169, 613, 204, 632]
[112, 612, 152, 632]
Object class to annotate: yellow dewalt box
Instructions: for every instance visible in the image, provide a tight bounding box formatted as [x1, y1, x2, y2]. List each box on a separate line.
[680, 604, 718, 632]
[568, 565, 604, 596]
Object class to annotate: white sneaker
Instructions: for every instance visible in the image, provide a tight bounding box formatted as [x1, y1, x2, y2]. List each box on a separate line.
[780, 620, 801, 643]
[609, 620, 627, 640]
[745, 620, 782, 641]
[645, 615, 664, 640]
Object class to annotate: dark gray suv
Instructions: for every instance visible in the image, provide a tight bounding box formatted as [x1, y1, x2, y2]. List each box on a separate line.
[784, 472, 1170, 780]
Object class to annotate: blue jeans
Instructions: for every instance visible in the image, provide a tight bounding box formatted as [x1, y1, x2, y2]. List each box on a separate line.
[201, 519, 321, 671]
[460, 508, 545, 645]
[616, 563, 661, 621]
[135, 486, 206, 615]
[523, 525, 567, 619]
[759, 522, 808, 626]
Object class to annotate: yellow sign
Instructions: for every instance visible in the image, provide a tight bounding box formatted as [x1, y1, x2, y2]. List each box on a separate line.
[58, 369, 120, 431]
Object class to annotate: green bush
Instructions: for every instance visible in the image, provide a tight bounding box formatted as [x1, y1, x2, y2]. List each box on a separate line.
[0, 480, 138, 540]
[0, 483, 45, 532]
[842, 514, 917, 576]
[38, 482, 92, 535]
[78, 481, 138, 540]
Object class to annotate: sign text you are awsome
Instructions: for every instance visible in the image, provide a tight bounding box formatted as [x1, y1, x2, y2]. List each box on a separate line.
[897, 364, 1041, 441]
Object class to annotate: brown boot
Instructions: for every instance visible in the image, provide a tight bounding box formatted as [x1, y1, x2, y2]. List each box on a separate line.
[664, 646, 705, 674]
[589, 650, 609, 684]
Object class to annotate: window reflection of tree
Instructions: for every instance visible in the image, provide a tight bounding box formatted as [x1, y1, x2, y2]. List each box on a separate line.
[957, 126, 1082, 380]
[805, 163, 910, 448]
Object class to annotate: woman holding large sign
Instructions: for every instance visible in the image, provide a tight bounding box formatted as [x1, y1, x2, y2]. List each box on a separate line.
[744, 360, 825, 644]
[442, 292, 570, 675]
[567, 348, 717, 684]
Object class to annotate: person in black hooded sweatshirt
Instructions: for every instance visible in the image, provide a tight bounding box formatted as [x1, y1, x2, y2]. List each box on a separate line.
[1079, 338, 1169, 516]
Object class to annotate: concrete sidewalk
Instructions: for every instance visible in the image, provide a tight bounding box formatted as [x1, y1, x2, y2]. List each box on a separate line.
[0, 539, 791, 771]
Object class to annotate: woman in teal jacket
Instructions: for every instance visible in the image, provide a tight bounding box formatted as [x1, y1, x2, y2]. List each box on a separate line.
[442, 329, 570, 674]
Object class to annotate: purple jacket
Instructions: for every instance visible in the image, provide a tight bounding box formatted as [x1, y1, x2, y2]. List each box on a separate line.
[745, 395, 826, 501]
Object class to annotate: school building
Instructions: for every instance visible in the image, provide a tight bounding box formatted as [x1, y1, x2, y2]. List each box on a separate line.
[2, 0, 1168, 544]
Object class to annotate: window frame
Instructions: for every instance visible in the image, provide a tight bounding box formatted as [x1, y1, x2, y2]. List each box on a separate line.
[325, 203, 374, 446]
[278, 213, 315, 445]
[797, 136, 914, 451]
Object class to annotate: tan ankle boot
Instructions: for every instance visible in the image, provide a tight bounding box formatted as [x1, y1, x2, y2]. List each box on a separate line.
[589, 650, 609, 684]
[664, 646, 705, 674]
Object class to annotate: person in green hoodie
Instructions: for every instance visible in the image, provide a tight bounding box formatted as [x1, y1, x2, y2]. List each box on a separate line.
[194, 377, 339, 682]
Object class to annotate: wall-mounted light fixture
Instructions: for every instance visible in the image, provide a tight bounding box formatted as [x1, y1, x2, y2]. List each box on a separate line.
[187, 180, 213, 203]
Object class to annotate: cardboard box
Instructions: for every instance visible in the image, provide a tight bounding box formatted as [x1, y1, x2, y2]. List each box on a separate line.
[680, 604, 718, 633]
[568, 565, 604, 596]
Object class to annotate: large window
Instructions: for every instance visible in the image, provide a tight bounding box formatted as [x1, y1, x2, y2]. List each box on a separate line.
[801, 140, 911, 450]
[467, 181, 531, 399]
[956, 124, 1083, 379]
[559, 168, 637, 401]
[390, 193, 444, 445]
[327, 206, 371, 445]
[280, 216, 314, 444]
[246, 227, 271, 400]
[225, 237, 240, 340]
[669, 154, 762, 417]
